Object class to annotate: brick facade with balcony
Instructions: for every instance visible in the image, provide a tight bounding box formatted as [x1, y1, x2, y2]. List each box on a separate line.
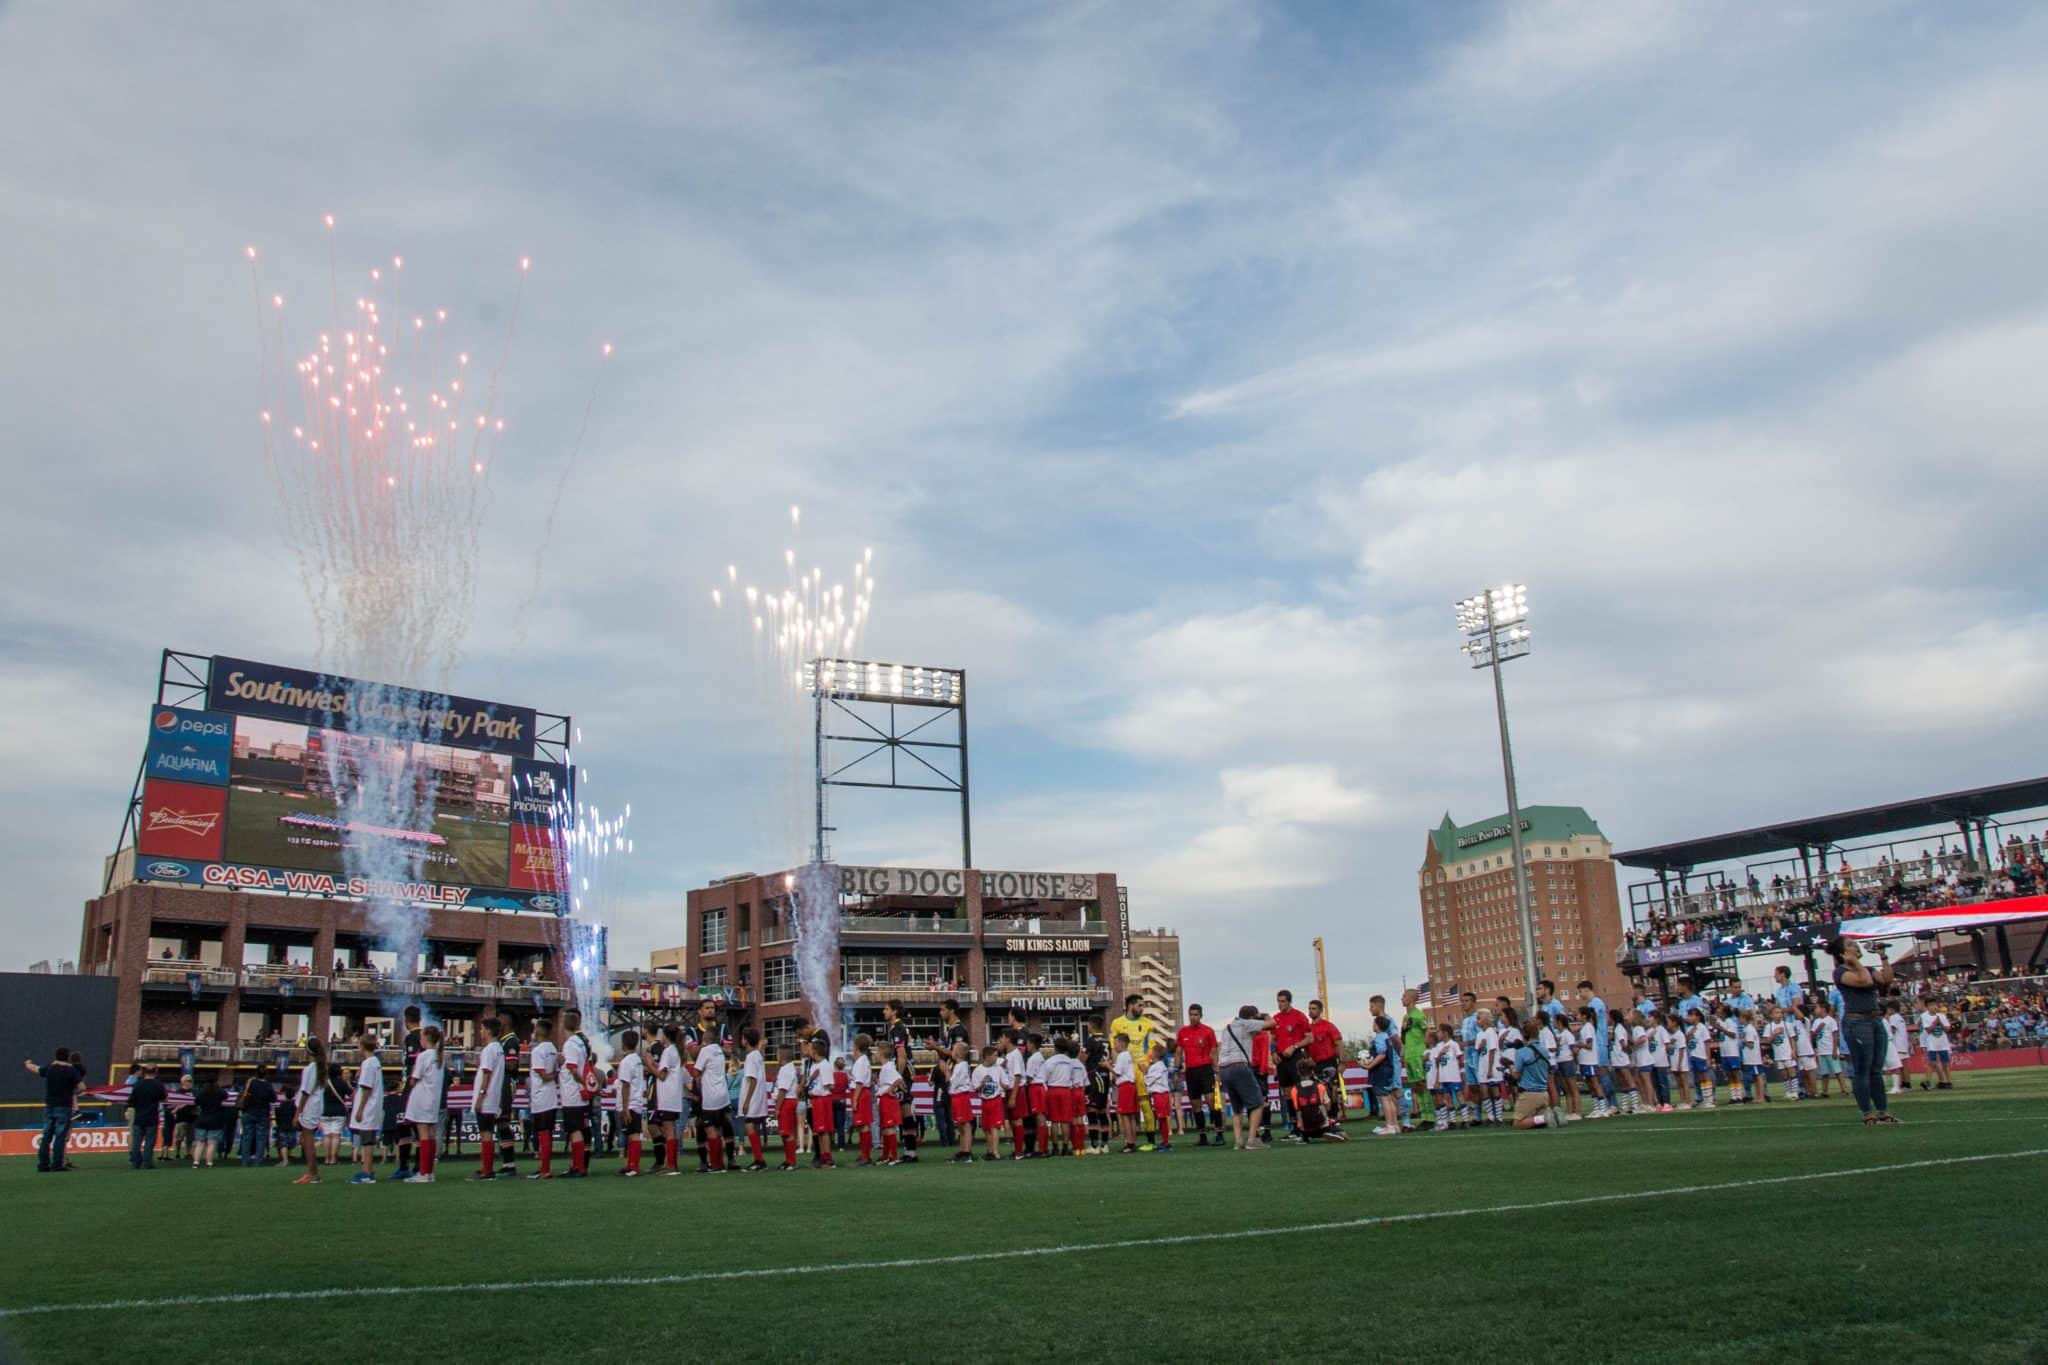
[79, 881, 576, 1074]
[682, 865, 1125, 1050]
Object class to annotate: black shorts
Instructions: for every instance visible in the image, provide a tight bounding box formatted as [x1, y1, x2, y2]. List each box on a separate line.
[1184, 1065, 1216, 1105]
[622, 1112, 644, 1137]
[697, 1107, 733, 1136]
[495, 1112, 519, 1141]
[1275, 1053, 1301, 1087]
[529, 1108, 557, 1135]
[560, 1106, 591, 1138]
[654, 1109, 682, 1123]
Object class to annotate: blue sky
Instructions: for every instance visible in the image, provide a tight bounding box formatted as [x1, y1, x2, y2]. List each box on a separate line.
[4, 2, 2047, 1032]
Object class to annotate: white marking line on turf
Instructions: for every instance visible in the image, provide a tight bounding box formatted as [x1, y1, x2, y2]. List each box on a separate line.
[1558, 1115, 2048, 1135]
[4, 1147, 2044, 1320]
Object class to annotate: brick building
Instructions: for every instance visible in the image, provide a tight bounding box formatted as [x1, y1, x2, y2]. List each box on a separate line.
[77, 881, 575, 1083]
[1416, 806, 1628, 1011]
[684, 864, 1124, 1051]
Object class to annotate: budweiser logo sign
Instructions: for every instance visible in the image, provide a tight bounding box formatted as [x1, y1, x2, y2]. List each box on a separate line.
[147, 807, 221, 837]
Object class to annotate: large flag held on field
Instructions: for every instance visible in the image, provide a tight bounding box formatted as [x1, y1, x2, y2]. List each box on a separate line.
[1837, 893, 2048, 940]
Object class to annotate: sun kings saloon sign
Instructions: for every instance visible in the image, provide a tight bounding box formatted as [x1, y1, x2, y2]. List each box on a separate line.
[831, 866, 1101, 901]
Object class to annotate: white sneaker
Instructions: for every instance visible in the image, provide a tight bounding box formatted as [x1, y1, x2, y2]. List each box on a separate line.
[1372, 1125, 1400, 1136]
[1563, 1112, 1582, 1123]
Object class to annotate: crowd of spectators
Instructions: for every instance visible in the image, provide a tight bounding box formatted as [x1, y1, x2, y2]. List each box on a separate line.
[1623, 830, 2048, 954]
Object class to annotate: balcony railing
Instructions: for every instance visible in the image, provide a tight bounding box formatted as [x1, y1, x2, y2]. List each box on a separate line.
[140, 965, 236, 990]
[136, 1039, 234, 1065]
[240, 967, 328, 992]
[332, 970, 413, 996]
[844, 915, 971, 935]
[838, 982, 966, 1003]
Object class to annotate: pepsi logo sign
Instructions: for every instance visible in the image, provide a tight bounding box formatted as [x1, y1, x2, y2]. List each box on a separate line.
[154, 709, 180, 732]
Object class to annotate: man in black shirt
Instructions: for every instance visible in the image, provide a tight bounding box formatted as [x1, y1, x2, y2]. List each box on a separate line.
[23, 1047, 83, 1173]
[128, 1064, 168, 1169]
[496, 1019, 523, 1176]
[238, 1064, 277, 1167]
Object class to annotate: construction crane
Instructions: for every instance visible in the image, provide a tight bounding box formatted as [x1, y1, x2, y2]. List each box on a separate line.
[1313, 937, 1330, 1006]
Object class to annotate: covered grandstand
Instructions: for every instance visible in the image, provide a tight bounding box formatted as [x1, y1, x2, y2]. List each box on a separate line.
[1612, 777, 2048, 992]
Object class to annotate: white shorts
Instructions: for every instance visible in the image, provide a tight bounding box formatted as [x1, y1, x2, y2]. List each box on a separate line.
[318, 1116, 347, 1138]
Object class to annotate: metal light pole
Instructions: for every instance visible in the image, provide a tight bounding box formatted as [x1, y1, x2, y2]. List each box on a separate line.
[1456, 585, 1537, 1009]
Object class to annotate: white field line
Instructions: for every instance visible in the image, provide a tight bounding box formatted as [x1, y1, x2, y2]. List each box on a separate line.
[2, 1147, 2043, 1319]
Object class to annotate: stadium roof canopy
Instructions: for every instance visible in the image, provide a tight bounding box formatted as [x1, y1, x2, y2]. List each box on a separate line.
[1613, 776, 2048, 875]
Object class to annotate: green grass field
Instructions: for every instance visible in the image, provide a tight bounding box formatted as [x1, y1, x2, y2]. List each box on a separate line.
[4, 1074, 2046, 1364]
[222, 786, 511, 887]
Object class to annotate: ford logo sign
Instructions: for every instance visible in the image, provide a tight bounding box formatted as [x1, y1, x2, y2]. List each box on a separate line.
[527, 895, 559, 911]
[145, 861, 191, 878]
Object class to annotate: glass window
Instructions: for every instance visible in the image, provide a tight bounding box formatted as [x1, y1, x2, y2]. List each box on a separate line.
[763, 956, 798, 1003]
[700, 909, 727, 955]
[901, 955, 957, 987]
[986, 956, 1024, 988]
[842, 953, 886, 986]
[1045, 958, 1081, 987]
[700, 965, 727, 990]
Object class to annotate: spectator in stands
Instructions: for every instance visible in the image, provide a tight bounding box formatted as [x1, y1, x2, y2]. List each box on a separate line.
[23, 1047, 83, 1173]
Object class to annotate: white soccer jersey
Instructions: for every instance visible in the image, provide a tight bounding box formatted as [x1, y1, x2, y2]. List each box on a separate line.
[474, 1039, 505, 1116]
[1575, 1024, 1596, 1067]
[1646, 1028, 1670, 1069]
[877, 1059, 903, 1093]
[352, 1053, 384, 1128]
[1885, 1016, 1912, 1060]
[1717, 1018, 1741, 1058]
[1628, 1026, 1650, 1068]
[295, 1060, 322, 1129]
[740, 1050, 770, 1119]
[616, 1051, 647, 1114]
[1024, 1050, 1047, 1084]
[1004, 1049, 1026, 1092]
[655, 1044, 685, 1112]
[695, 1043, 730, 1110]
[1766, 1021, 1793, 1066]
[806, 1059, 836, 1098]
[1687, 1023, 1710, 1061]
[1478, 1027, 1502, 1084]
[403, 1047, 442, 1125]
[1741, 1024, 1763, 1067]
[1791, 1018, 1816, 1061]
[561, 1034, 591, 1105]
[1113, 1051, 1135, 1085]
[850, 1055, 873, 1091]
[1144, 1058, 1169, 1093]
[529, 1039, 561, 1112]
[1918, 1012, 1952, 1050]
[971, 1064, 1003, 1100]
[772, 1061, 800, 1101]
[1812, 1018, 1838, 1056]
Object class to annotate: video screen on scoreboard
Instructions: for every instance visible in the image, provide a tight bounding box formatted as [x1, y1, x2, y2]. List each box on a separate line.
[132, 654, 570, 909]
[221, 716, 514, 886]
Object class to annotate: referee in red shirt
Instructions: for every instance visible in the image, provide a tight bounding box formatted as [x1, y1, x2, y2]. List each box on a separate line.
[1270, 990, 1312, 1133]
[1306, 999, 1346, 1134]
[1175, 1005, 1220, 1146]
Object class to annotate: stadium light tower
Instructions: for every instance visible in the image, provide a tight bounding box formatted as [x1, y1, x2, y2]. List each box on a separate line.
[1456, 584, 1538, 1008]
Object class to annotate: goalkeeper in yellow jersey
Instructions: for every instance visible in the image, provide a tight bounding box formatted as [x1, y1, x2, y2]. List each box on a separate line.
[1108, 995, 1155, 1133]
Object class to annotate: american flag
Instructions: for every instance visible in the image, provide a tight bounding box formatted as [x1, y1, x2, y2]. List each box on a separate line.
[1416, 980, 1433, 1007]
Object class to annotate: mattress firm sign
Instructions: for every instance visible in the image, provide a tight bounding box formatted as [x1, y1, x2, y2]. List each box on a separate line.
[832, 866, 1100, 901]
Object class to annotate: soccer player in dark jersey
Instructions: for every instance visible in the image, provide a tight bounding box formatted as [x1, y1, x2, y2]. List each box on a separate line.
[881, 1001, 918, 1161]
[392, 1005, 423, 1181]
[496, 1017, 523, 1177]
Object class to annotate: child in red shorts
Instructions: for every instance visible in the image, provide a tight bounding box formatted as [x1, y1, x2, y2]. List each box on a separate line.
[804, 1037, 836, 1168]
[1144, 1042, 1174, 1153]
[1112, 1034, 1139, 1153]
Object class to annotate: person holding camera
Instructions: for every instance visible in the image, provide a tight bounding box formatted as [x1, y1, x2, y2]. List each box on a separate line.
[1829, 936, 1899, 1125]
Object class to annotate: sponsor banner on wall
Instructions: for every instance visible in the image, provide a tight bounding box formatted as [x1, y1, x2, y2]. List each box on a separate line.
[131, 856, 561, 912]
[144, 707, 233, 785]
[509, 822, 569, 893]
[829, 865, 1102, 902]
[1636, 940, 1712, 966]
[137, 778, 228, 861]
[208, 654, 538, 757]
[979, 870, 1100, 901]
[0, 1126, 135, 1158]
